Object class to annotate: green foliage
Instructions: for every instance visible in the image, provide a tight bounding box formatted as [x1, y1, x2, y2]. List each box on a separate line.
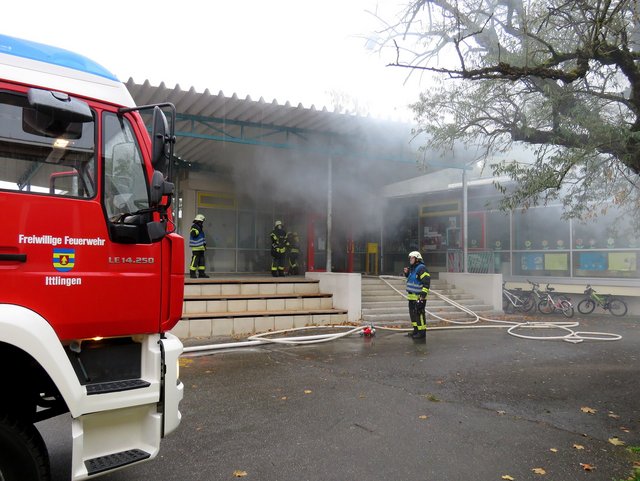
[379, 0, 640, 229]
[613, 467, 640, 481]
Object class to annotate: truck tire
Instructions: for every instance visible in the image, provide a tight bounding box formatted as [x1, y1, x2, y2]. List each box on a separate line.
[0, 414, 50, 481]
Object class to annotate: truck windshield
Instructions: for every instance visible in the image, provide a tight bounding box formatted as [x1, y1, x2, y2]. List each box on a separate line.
[0, 91, 95, 197]
[102, 112, 149, 220]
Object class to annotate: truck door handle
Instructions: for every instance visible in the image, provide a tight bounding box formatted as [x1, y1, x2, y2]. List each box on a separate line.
[0, 253, 27, 262]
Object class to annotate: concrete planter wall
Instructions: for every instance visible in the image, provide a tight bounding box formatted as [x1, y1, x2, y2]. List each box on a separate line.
[439, 273, 503, 311]
[305, 272, 361, 322]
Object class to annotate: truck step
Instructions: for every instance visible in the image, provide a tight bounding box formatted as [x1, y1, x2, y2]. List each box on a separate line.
[86, 379, 150, 395]
[85, 449, 150, 475]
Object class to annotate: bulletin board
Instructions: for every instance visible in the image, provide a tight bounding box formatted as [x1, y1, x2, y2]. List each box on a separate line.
[544, 253, 568, 270]
[608, 252, 636, 272]
[521, 253, 543, 271]
[577, 252, 607, 271]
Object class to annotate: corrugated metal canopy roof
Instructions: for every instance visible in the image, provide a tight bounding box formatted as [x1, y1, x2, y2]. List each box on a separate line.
[125, 78, 406, 134]
[125, 78, 419, 182]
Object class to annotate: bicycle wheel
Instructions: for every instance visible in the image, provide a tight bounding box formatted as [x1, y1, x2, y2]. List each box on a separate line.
[559, 300, 574, 318]
[521, 293, 536, 313]
[577, 299, 595, 314]
[538, 299, 554, 315]
[502, 295, 512, 314]
[608, 298, 628, 317]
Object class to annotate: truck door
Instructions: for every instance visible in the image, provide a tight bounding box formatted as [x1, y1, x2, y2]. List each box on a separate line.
[0, 89, 162, 340]
[97, 111, 163, 338]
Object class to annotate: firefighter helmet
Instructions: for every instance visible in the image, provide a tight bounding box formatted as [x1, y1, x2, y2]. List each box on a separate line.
[275, 220, 283, 227]
[408, 251, 422, 260]
[194, 214, 205, 222]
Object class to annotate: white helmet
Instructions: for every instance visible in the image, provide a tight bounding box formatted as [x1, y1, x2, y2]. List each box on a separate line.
[275, 220, 283, 227]
[408, 251, 422, 260]
[194, 214, 205, 222]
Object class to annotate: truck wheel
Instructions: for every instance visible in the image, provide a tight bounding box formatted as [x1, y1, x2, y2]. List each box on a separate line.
[0, 414, 50, 481]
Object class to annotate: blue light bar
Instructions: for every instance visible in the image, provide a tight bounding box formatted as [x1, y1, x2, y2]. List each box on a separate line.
[0, 34, 118, 81]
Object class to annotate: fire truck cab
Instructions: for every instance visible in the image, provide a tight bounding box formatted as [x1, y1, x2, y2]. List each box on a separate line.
[0, 35, 184, 480]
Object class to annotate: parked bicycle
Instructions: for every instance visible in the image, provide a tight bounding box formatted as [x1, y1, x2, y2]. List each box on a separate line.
[577, 285, 628, 317]
[524, 280, 545, 312]
[537, 284, 574, 317]
[502, 282, 535, 313]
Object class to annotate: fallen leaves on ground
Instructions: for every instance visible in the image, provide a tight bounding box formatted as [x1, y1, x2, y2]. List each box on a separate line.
[608, 412, 620, 419]
[178, 358, 193, 368]
[304, 389, 312, 394]
[233, 470, 247, 477]
[573, 444, 585, 450]
[549, 448, 558, 453]
[531, 467, 546, 475]
[497, 410, 506, 415]
[501, 475, 515, 480]
[580, 406, 597, 414]
[580, 463, 595, 471]
[280, 396, 287, 401]
[620, 426, 630, 433]
[418, 415, 429, 420]
[608, 437, 625, 446]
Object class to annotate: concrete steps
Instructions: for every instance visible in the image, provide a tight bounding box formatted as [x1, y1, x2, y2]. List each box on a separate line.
[172, 277, 347, 338]
[361, 276, 494, 324]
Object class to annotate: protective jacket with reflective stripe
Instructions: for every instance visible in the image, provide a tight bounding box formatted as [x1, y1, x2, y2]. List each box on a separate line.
[405, 261, 430, 300]
[190, 223, 206, 250]
[271, 228, 287, 254]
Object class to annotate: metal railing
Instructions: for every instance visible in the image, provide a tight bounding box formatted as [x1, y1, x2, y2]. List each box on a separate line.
[446, 249, 496, 273]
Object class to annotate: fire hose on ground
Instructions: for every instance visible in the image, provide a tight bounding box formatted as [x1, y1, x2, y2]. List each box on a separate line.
[182, 276, 622, 356]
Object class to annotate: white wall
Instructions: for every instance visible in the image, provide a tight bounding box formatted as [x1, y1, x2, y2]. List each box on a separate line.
[305, 272, 361, 322]
[439, 273, 503, 311]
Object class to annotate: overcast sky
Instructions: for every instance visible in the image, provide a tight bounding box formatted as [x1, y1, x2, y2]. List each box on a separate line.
[4, 0, 422, 118]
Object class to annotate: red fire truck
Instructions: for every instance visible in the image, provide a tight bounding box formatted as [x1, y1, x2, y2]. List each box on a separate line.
[0, 35, 184, 480]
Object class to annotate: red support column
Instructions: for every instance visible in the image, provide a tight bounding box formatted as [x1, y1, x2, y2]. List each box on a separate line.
[346, 236, 354, 273]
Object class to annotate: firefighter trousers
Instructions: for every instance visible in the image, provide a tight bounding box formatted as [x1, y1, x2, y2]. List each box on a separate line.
[190, 250, 206, 272]
[271, 254, 285, 277]
[408, 299, 427, 332]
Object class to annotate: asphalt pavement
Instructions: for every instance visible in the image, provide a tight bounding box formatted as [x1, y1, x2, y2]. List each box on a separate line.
[42, 314, 640, 481]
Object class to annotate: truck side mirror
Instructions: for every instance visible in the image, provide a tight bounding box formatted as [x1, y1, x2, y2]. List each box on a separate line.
[149, 170, 174, 207]
[147, 220, 168, 243]
[151, 106, 170, 173]
[23, 88, 92, 139]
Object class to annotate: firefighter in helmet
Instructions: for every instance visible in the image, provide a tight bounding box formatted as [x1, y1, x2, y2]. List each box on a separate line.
[270, 220, 287, 277]
[189, 214, 209, 278]
[287, 231, 300, 276]
[403, 251, 430, 339]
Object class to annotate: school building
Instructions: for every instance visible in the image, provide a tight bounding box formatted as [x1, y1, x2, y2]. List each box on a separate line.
[127, 81, 639, 305]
